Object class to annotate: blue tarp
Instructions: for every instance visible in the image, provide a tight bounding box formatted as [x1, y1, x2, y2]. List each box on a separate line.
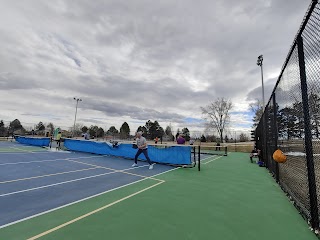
[15, 136, 50, 147]
[64, 139, 191, 165]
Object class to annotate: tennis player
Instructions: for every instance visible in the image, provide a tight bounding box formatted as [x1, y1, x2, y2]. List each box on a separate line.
[56, 131, 62, 149]
[132, 131, 155, 170]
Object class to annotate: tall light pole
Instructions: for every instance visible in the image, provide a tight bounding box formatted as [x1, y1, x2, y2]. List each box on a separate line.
[73, 97, 82, 138]
[234, 130, 237, 152]
[257, 55, 266, 166]
[220, 114, 223, 143]
[257, 55, 265, 109]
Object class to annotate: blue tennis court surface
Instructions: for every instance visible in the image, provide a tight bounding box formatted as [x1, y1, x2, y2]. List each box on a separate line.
[0, 142, 177, 227]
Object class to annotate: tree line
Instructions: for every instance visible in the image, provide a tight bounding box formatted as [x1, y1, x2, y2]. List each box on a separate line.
[0, 119, 25, 137]
[250, 92, 320, 140]
[0, 118, 193, 141]
[0, 119, 57, 137]
[1, 98, 243, 143]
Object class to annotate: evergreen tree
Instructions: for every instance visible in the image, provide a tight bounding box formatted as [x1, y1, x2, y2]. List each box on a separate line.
[120, 122, 130, 139]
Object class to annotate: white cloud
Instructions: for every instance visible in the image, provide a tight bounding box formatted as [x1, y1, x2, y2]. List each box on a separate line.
[0, 0, 310, 135]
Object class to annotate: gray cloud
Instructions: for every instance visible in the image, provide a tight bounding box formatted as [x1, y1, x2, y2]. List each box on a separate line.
[80, 98, 186, 123]
[0, 0, 311, 132]
[246, 77, 277, 103]
[0, 73, 41, 90]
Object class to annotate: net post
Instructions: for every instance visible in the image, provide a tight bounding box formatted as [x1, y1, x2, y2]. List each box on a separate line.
[49, 136, 52, 149]
[224, 146, 227, 156]
[198, 145, 200, 171]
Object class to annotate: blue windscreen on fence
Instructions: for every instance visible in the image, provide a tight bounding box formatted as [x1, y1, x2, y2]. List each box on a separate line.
[15, 136, 50, 147]
[64, 139, 191, 165]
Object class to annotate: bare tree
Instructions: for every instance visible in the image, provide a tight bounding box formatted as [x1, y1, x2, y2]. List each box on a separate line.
[239, 133, 249, 142]
[69, 123, 84, 137]
[191, 131, 202, 140]
[46, 122, 55, 134]
[201, 98, 233, 143]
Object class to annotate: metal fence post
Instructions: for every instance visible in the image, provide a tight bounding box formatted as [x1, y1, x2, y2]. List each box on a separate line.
[263, 112, 269, 169]
[297, 35, 319, 229]
[272, 94, 280, 182]
[198, 145, 201, 171]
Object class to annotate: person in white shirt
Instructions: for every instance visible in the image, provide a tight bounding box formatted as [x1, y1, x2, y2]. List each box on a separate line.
[132, 131, 155, 170]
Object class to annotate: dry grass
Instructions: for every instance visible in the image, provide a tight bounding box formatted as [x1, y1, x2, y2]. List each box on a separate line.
[226, 144, 254, 153]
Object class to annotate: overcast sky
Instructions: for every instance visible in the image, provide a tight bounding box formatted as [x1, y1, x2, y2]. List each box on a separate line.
[0, 0, 311, 136]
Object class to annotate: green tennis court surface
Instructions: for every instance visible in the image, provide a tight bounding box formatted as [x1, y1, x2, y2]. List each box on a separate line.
[0, 153, 316, 240]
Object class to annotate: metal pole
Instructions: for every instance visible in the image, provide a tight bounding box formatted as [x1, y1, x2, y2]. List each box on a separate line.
[220, 114, 223, 143]
[198, 145, 201, 171]
[234, 131, 236, 152]
[263, 112, 268, 168]
[257, 55, 265, 109]
[261, 64, 265, 109]
[73, 100, 78, 137]
[257, 55, 266, 167]
[297, 35, 319, 230]
[72, 98, 82, 138]
[272, 93, 279, 182]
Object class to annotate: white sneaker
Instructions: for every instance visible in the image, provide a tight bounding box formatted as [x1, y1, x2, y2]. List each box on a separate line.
[132, 163, 138, 167]
[149, 164, 155, 170]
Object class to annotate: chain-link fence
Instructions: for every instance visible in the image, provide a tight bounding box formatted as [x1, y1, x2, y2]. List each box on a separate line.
[255, 0, 320, 230]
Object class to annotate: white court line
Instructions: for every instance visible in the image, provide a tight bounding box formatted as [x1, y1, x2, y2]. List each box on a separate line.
[0, 172, 117, 197]
[27, 181, 165, 240]
[200, 155, 216, 161]
[0, 166, 180, 230]
[0, 167, 98, 184]
[0, 152, 48, 154]
[0, 159, 69, 166]
[0, 164, 150, 197]
[0, 151, 65, 154]
[0, 155, 106, 166]
[14, 145, 44, 148]
[199, 155, 218, 164]
[203, 156, 223, 165]
[0, 162, 162, 197]
[66, 159, 163, 182]
[9, 146, 34, 153]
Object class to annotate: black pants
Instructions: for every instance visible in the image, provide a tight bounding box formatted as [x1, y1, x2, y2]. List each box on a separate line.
[135, 149, 152, 164]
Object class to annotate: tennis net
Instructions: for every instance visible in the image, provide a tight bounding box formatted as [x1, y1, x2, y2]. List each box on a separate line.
[11, 137, 227, 170]
[192, 145, 228, 157]
[64, 139, 194, 166]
